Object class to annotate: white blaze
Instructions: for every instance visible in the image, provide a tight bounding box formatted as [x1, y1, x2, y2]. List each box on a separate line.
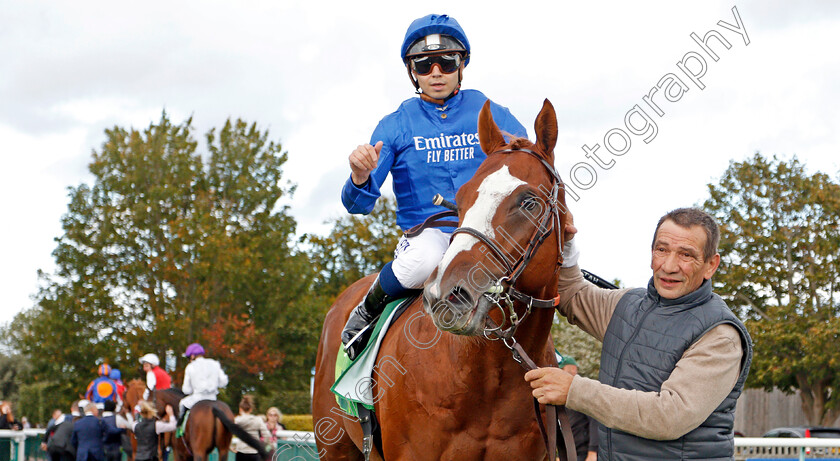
[432, 165, 525, 288]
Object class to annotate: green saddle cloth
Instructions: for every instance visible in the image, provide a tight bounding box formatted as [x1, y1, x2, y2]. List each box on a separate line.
[331, 297, 408, 417]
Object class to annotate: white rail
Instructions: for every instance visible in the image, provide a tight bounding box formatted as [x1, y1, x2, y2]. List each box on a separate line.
[1, 429, 46, 461]
[7, 431, 840, 460]
[735, 437, 840, 460]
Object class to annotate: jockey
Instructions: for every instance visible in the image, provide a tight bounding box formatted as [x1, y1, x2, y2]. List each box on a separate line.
[139, 353, 172, 401]
[85, 364, 120, 410]
[177, 343, 228, 433]
[109, 368, 126, 410]
[340, 13, 527, 359]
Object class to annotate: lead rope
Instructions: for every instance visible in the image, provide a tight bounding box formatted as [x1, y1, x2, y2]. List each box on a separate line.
[487, 319, 576, 461]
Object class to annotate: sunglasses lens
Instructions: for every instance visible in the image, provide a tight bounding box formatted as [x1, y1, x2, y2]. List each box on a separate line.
[411, 54, 460, 75]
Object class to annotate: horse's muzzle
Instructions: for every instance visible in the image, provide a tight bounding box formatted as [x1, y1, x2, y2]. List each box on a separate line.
[423, 282, 488, 335]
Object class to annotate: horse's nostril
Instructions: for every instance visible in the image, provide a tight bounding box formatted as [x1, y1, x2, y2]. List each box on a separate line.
[446, 285, 473, 309]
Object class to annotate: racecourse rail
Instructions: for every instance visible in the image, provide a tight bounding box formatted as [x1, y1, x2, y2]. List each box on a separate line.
[5, 429, 840, 460]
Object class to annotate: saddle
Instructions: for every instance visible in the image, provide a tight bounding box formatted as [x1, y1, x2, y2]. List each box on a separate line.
[331, 296, 416, 417]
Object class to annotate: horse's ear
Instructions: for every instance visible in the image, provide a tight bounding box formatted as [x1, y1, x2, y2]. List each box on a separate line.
[534, 99, 558, 163]
[478, 100, 506, 155]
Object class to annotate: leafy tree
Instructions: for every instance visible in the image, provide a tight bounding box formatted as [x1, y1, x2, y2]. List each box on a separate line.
[551, 278, 621, 379]
[704, 153, 840, 425]
[307, 196, 401, 299]
[551, 318, 602, 379]
[0, 351, 27, 402]
[6, 113, 318, 411]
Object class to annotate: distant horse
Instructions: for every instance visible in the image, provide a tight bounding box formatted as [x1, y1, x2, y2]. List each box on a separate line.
[122, 379, 146, 461]
[155, 389, 270, 461]
[312, 99, 568, 460]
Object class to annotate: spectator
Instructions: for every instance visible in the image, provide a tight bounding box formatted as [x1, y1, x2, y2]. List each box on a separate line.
[100, 401, 124, 461]
[231, 395, 268, 461]
[46, 403, 78, 461]
[47, 409, 63, 431]
[262, 407, 286, 450]
[72, 402, 106, 461]
[124, 401, 176, 461]
[21, 416, 31, 429]
[42, 409, 65, 453]
[0, 401, 21, 430]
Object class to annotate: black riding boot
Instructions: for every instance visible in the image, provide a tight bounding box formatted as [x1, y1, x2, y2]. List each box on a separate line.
[342, 278, 396, 360]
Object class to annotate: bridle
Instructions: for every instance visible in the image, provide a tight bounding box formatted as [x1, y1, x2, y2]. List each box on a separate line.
[450, 148, 566, 345]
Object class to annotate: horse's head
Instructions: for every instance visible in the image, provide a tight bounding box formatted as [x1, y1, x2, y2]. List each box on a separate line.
[423, 99, 566, 336]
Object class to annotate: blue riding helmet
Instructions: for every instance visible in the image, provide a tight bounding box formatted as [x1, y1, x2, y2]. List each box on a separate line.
[401, 14, 471, 66]
[109, 369, 121, 381]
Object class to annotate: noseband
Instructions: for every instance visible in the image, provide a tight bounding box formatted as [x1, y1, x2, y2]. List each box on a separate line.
[450, 148, 566, 342]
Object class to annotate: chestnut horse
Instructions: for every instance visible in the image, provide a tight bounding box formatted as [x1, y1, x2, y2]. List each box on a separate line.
[313, 99, 567, 460]
[122, 379, 144, 460]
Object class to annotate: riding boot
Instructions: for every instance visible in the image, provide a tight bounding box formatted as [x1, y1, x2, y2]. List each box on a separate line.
[175, 406, 186, 438]
[341, 278, 396, 360]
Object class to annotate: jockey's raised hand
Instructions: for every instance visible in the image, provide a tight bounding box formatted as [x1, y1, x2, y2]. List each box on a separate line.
[349, 141, 383, 186]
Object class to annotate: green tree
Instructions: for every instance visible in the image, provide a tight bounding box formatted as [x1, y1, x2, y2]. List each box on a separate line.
[704, 153, 840, 425]
[551, 318, 602, 379]
[307, 196, 401, 299]
[7, 113, 318, 411]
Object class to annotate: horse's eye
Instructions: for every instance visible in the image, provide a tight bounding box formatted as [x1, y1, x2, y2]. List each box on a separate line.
[520, 196, 538, 211]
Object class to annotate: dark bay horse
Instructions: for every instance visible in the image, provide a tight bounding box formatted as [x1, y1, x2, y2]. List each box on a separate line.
[313, 99, 567, 460]
[155, 389, 269, 461]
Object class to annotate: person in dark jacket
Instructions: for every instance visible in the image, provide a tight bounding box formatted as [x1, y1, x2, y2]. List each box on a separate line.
[46, 402, 79, 461]
[72, 401, 120, 461]
[100, 401, 124, 461]
[125, 401, 176, 461]
[0, 401, 21, 430]
[527, 208, 752, 461]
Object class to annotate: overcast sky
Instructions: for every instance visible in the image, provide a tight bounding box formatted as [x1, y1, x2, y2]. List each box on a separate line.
[2, 1, 839, 326]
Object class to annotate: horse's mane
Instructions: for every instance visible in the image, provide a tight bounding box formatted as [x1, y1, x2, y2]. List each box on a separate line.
[162, 387, 186, 399]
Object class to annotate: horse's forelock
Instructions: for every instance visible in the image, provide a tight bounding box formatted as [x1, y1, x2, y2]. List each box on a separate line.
[506, 136, 534, 151]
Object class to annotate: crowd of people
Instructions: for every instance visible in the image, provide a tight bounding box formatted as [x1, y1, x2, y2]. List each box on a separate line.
[1, 343, 289, 461]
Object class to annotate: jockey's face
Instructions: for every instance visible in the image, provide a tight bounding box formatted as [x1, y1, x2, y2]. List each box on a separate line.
[142, 362, 152, 372]
[413, 56, 463, 100]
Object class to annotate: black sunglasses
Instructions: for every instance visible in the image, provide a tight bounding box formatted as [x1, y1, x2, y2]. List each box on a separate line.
[410, 53, 462, 76]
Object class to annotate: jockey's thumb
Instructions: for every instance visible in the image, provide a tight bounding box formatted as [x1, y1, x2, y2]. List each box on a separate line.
[373, 141, 383, 157]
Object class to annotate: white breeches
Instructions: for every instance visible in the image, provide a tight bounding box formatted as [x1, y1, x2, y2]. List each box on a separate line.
[391, 228, 451, 289]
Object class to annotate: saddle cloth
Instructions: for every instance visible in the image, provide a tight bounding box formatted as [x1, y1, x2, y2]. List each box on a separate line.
[331, 297, 411, 417]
